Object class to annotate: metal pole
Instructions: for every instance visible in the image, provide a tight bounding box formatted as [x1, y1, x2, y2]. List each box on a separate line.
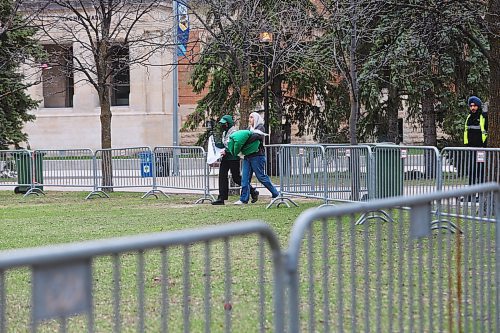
[172, 0, 180, 175]
[172, 0, 179, 147]
[263, 50, 270, 145]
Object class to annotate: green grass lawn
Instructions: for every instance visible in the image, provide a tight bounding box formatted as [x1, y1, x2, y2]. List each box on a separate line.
[0, 190, 321, 332]
[0, 191, 321, 250]
[0, 191, 495, 332]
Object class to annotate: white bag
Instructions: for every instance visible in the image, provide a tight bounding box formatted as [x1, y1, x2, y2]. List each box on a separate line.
[206, 135, 223, 164]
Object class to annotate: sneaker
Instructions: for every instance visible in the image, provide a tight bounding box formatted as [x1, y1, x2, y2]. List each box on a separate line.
[251, 190, 259, 203]
[234, 200, 247, 205]
[272, 192, 280, 199]
[211, 199, 225, 205]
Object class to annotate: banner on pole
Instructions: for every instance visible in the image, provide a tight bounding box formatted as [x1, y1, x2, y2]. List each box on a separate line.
[176, 1, 189, 57]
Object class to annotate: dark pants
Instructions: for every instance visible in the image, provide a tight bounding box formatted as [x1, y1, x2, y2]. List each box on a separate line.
[468, 151, 485, 186]
[218, 159, 257, 200]
[218, 159, 241, 200]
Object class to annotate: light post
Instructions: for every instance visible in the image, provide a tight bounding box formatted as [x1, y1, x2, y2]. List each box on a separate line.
[259, 31, 273, 144]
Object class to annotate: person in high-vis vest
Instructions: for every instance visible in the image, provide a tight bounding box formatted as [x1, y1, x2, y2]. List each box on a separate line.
[463, 96, 488, 194]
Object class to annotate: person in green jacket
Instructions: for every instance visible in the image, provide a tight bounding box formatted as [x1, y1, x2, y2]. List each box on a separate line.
[234, 112, 279, 205]
[212, 115, 258, 205]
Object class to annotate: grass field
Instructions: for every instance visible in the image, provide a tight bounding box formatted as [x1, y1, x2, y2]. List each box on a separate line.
[0, 190, 321, 332]
[0, 191, 496, 332]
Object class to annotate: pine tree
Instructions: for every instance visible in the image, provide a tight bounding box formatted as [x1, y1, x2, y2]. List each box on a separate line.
[0, 0, 42, 149]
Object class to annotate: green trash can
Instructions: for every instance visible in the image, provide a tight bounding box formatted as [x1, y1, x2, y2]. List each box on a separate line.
[14, 152, 44, 194]
[375, 147, 403, 198]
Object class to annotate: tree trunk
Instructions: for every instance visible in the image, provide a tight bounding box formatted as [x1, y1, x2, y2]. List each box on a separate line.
[387, 84, 400, 144]
[270, 75, 283, 145]
[239, 82, 251, 129]
[348, 14, 358, 146]
[422, 89, 437, 147]
[99, 86, 113, 191]
[267, 75, 284, 176]
[487, 0, 500, 149]
[422, 89, 437, 179]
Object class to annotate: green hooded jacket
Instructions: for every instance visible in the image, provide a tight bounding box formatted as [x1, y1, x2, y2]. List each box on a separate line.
[227, 130, 260, 157]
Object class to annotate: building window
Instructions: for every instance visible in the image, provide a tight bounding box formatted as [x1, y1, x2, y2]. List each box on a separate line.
[110, 44, 130, 106]
[42, 45, 74, 108]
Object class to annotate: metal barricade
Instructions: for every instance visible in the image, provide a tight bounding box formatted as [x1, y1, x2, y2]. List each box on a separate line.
[93, 147, 154, 198]
[323, 145, 372, 203]
[33, 149, 95, 192]
[441, 147, 500, 196]
[0, 150, 29, 193]
[0, 222, 285, 333]
[153, 146, 212, 203]
[279, 145, 326, 201]
[372, 145, 440, 199]
[285, 183, 500, 332]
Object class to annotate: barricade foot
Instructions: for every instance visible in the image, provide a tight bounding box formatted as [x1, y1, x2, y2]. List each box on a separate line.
[86, 190, 110, 200]
[195, 195, 215, 204]
[356, 210, 394, 225]
[142, 189, 169, 199]
[23, 188, 45, 197]
[266, 196, 298, 209]
[430, 219, 462, 234]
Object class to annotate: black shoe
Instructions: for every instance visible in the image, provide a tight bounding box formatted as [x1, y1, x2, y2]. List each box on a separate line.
[251, 190, 259, 203]
[212, 199, 225, 205]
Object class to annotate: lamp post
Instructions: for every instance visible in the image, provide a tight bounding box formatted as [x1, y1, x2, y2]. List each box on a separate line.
[259, 31, 273, 144]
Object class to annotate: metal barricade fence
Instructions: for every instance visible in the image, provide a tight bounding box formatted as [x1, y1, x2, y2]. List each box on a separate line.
[93, 147, 154, 197]
[33, 149, 95, 191]
[153, 146, 212, 203]
[323, 145, 372, 203]
[285, 183, 500, 333]
[372, 145, 440, 199]
[0, 222, 285, 333]
[0, 150, 31, 194]
[441, 147, 500, 195]
[279, 145, 326, 201]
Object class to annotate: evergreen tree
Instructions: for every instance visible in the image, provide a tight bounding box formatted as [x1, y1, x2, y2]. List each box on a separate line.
[0, 0, 42, 149]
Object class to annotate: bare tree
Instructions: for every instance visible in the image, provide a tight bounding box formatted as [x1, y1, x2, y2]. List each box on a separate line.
[315, 0, 392, 145]
[186, 0, 318, 131]
[25, 0, 175, 188]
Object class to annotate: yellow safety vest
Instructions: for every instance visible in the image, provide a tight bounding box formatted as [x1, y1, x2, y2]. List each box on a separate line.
[464, 114, 487, 144]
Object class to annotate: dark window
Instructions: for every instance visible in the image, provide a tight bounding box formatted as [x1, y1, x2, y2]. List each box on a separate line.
[42, 45, 74, 108]
[110, 44, 130, 106]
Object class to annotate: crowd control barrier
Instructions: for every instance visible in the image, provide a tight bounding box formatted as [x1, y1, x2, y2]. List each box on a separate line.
[278, 145, 325, 202]
[323, 145, 372, 203]
[0, 150, 33, 195]
[441, 147, 500, 193]
[285, 183, 500, 332]
[372, 145, 440, 199]
[92, 147, 155, 198]
[0, 222, 285, 333]
[152, 146, 212, 203]
[32, 149, 95, 193]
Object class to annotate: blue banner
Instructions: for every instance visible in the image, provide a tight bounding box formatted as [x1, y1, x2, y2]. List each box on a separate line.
[176, 1, 189, 57]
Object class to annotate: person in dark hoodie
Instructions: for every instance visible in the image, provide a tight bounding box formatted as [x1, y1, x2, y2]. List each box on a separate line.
[212, 115, 258, 205]
[463, 95, 488, 190]
[234, 112, 279, 205]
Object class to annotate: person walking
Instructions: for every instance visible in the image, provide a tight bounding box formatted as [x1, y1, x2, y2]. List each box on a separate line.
[211, 115, 259, 205]
[463, 96, 488, 198]
[234, 112, 279, 205]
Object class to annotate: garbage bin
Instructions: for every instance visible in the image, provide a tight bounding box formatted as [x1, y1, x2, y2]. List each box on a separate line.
[139, 151, 153, 178]
[155, 152, 170, 177]
[375, 146, 403, 198]
[14, 151, 44, 194]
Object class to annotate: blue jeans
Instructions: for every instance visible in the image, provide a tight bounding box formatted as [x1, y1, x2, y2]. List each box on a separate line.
[240, 155, 279, 203]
